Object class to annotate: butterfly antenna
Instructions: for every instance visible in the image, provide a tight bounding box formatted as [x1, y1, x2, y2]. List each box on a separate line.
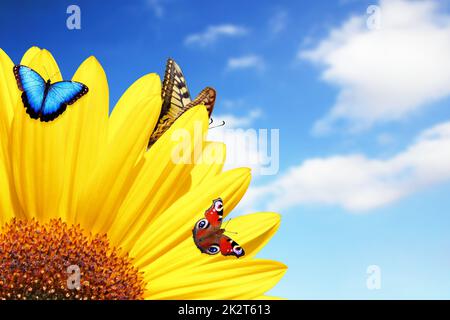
[42, 65, 61, 82]
[223, 218, 239, 234]
[223, 218, 231, 230]
[209, 119, 225, 130]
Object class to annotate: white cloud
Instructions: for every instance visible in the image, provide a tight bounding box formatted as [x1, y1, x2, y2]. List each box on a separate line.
[299, 0, 450, 134]
[185, 24, 248, 46]
[269, 9, 288, 34]
[240, 120, 450, 213]
[226, 55, 265, 71]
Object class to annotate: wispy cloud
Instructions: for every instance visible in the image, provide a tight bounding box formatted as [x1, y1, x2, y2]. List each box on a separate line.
[240, 120, 450, 212]
[146, 0, 164, 18]
[299, 0, 450, 134]
[226, 55, 265, 71]
[184, 24, 248, 47]
[269, 9, 288, 34]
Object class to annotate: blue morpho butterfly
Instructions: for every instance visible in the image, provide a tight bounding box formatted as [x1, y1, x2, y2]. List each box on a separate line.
[13, 65, 88, 122]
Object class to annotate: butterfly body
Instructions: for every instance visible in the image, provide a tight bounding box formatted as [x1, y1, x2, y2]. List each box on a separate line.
[192, 198, 245, 258]
[148, 58, 216, 147]
[13, 65, 88, 122]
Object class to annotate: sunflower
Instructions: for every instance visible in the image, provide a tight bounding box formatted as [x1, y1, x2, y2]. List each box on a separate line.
[0, 47, 286, 300]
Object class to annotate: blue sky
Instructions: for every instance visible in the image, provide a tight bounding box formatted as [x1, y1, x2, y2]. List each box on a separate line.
[2, 0, 450, 299]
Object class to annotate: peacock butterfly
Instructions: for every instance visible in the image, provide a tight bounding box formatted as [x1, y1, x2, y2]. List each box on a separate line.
[192, 198, 245, 258]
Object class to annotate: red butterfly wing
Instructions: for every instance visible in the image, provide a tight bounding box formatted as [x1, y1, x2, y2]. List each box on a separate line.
[204, 198, 224, 228]
[219, 235, 245, 258]
[192, 198, 223, 255]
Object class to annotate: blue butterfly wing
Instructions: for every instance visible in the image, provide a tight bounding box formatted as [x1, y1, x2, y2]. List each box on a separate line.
[13, 65, 46, 119]
[41, 81, 88, 121]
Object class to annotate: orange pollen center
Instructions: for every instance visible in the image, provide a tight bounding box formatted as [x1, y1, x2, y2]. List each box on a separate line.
[0, 218, 145, 300]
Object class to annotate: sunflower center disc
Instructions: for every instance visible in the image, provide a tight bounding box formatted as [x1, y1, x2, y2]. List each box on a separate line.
[0, 218, 144, 300]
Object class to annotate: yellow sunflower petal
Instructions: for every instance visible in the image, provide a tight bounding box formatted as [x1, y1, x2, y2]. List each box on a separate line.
[60, 56, 109, 223]
[10, 48, 67, 221]
[144, 259, 287, 300]
[0, 146, 14, 224]
[0, 49, 19, 222]
[20, 47, 62, 82]
[138, 212, 280, 280]
[131, 167, 251, 268]
[223, 212, 281, 259]
[108, 106, 208, 249]
[20, 46, 41, 66]
[0, 48, 17, 138]
[108, 73, 162, 140]
[190, 141, 226, 186]
[77, 74, 161, 234]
